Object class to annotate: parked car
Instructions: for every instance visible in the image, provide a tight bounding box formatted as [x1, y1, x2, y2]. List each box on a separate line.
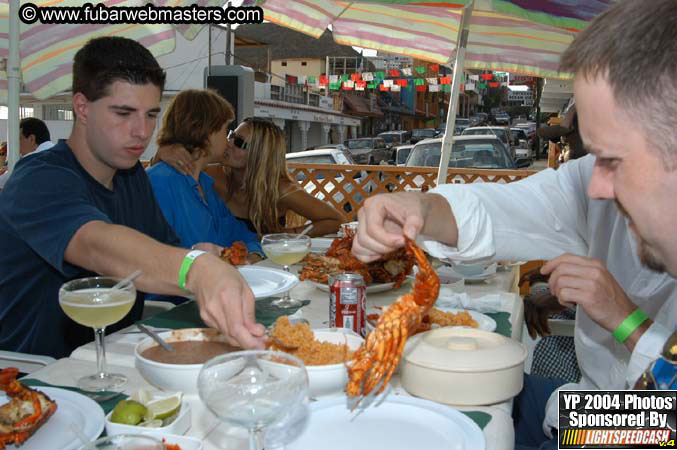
[377, 130, 411, 148]
[438, 118, 470, 136]
[510, 127, 532, 158]
[285, 149, 372, 212]
[410, 128, 438, 144]
[494, 112, 511, 125]
[307, 143, 348, 151]
[406, 135, 530, 169]
[461, 126, 517, 159]
[344, 137, 390, 164]
[392, 144, 414, 166]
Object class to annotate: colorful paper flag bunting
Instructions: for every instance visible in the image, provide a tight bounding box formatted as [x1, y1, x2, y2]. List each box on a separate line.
[416, 85, 427, 92]
[415, 66, 426, 74]
[401, 68, 412, 76]
[440, 77, 451, 84]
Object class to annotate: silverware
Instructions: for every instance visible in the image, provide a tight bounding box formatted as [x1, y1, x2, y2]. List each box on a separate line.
[119, 327, 170, 334]
[137, 323, 174, 352]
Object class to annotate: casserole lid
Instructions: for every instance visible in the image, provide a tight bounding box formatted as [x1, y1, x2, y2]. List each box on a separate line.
[404, 327, 527, 372]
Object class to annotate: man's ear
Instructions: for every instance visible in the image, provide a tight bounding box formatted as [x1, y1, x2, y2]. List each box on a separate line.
[72, 92, 90, 125]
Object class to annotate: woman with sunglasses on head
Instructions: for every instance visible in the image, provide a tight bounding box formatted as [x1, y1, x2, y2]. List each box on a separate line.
[146, 89, 263, 262]
[154, 118, 345, 237]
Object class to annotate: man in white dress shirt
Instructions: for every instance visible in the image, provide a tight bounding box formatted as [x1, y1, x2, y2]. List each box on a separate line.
[350, 1, 677, 449]
[0, 117, 55, 190]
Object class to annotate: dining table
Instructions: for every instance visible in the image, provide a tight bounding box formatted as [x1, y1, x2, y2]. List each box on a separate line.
[26, 259, 525, 450]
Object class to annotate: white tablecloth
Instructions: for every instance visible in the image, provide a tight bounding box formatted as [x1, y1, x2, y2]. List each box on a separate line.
[35, 265, 523, 450]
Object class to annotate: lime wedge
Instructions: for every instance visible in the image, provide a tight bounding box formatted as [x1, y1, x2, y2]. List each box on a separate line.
[110, 400, 147, 425]
[144, 393, 182, 421]
[138, 419, 163, 428]
[130, 388, 152, 405]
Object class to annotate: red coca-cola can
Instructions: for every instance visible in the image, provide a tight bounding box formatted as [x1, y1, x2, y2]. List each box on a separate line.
[329, 273, 366, 336]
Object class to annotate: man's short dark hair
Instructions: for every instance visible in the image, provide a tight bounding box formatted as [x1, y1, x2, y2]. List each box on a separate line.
[72, 36, 166, 102]
[560, 0, 677, 167]
[19, 117, 50, 145]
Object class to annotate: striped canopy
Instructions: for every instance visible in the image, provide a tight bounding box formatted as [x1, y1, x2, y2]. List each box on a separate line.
[0, 0, 223, 104]
[243, 0, 614, 79]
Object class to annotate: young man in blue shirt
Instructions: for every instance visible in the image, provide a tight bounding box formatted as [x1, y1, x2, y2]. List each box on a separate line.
[0, 36, 266, 358]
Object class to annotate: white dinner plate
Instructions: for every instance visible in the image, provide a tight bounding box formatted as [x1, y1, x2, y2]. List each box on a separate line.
[287, 395, 485, 450]
[434, 307, 497, 332]
[238, 266, 299, 299]
[310, 280, 396, 293]
[310, 237, 334, 254]
[447, 262, 497, 281]
[366, 306, 496, 333]
[0, 387, 105, 450]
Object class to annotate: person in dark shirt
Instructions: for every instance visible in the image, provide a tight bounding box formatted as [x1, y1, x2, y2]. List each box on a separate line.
[0, 36, 266, 358]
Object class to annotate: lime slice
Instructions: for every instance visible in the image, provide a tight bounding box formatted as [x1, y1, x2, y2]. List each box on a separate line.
[138, 419, 163, 428]
[144, 393, 182, 421]
[130, 388, 152, 405]
[110, 400, 147, 425]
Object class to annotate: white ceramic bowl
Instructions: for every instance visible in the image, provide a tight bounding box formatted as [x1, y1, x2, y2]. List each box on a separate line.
[134, 328, 231, 394]
[401, 327, 527, 406]
[304, 329, 364, 398]
[105, 401, 191, 436]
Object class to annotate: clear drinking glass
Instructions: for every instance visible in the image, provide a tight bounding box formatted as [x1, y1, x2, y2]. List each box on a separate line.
[59, 276, 136, 391]
[82, 434, 164, 450]
[261, 233, 311, 308]
[198, 350, 309, 450]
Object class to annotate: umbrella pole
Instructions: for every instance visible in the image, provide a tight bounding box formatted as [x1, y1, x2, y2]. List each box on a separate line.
[435, 0, 474, 186]
[7, 0, 20, 173]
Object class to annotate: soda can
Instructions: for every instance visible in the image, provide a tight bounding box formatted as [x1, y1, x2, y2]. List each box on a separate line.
[329, 273, 366, 336]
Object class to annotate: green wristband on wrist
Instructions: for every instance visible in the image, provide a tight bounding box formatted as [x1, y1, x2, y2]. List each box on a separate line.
[178, 250, 206, 293]
[612, 308, 649, 344]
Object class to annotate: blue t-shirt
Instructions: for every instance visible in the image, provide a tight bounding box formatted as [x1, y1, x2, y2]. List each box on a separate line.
[0, 140, 179, 358]
[147, 162, 262, 255]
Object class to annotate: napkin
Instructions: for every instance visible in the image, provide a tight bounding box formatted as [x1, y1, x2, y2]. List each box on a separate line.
[21, 378, 127, 414]
[436, 291, 505, 313]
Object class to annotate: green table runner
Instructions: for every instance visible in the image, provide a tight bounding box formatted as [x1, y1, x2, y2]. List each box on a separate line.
[486, 311, 511, 338]
[139, 298, 310, 330]
[461, 410, 492, 430]
[22, 378, 127, 415]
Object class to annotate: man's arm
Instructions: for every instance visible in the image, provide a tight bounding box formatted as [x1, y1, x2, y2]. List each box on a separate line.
[65, 221, 266, 348]
[352, 191, 457, 262]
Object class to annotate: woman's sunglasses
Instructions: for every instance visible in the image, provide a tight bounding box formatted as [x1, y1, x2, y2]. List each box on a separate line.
[227, 130, 248, 150]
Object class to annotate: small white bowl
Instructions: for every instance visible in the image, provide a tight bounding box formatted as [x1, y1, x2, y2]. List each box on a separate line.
[135, 328, 231, 394]
[305, 329, 364, 398]
[105, 401, 191, 437]
[142, 432, 203, 450]
[452, 263, 490, 277]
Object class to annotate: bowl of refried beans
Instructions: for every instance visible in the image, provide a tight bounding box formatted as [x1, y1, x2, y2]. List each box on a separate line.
[135, 328, 239, 393]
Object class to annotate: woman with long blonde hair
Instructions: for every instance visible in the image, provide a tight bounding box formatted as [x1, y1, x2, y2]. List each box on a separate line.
[155, 118, 344, 237]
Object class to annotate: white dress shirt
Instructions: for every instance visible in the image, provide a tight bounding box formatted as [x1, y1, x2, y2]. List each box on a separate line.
[0, 140, 55, 189]
[419, 154, 676, 436]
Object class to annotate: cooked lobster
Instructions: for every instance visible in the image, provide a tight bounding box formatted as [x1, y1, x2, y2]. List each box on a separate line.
[346, 237, 439, 406]
[0, 368, 57, 449]
[220, 241, 248, 265]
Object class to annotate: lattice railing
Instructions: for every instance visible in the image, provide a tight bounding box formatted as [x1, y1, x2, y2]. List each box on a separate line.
[287, 163, 538, 221]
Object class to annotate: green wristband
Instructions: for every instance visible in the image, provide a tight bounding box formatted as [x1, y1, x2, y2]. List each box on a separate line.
[612, 308, 649, 344]
[178, 250, 206, 293]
